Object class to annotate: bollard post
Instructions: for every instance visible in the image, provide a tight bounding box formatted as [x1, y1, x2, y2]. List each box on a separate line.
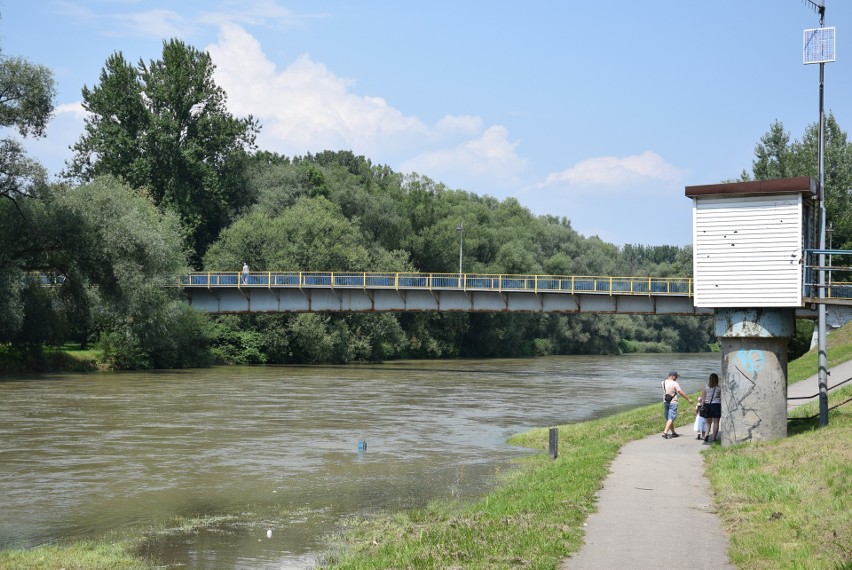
[548, 427, 558, 460]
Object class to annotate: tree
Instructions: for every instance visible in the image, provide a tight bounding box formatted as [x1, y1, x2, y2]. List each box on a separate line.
[748, 115, 852, 249]
[67, 39, 260, 263]
[790, 113, 852, 250]
[0, 51, 55, 345]
[749, 120, 794, 181]
[51, 176, 208, 368]
[0, 52, 54, 203]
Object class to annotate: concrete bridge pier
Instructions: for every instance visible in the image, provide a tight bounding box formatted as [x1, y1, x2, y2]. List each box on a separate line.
[715, 308, 795, 446]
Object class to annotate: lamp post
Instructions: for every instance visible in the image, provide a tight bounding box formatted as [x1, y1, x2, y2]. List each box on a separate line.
[456, 223, 464, 287]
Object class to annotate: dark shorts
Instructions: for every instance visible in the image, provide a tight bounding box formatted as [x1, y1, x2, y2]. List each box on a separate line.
[707, 402, 721, 419]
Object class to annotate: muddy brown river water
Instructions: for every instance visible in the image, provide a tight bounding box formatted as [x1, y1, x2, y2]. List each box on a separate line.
[0, 353, 719, 568]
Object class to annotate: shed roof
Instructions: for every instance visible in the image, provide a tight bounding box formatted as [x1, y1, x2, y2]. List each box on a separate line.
[685, 176, 817, 198]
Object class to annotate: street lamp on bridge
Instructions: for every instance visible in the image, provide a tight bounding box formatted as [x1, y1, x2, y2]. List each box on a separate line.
[456, 223, 464, 285]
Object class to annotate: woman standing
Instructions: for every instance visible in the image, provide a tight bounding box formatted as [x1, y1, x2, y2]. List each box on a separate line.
[702, 373, 722, 442]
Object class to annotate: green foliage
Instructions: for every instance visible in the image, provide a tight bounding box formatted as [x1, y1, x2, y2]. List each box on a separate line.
[208, 315, 267, 365]
[748, 115, 852, 252]
[0, 50, 55, 338]
[202, 154, 712, 364]
[10, 39, 797, 368]
[50, 176, 209, 369]
[789, 319, 815, 362]
[67, 39, 260, 262]
[0, 173, 210, 370]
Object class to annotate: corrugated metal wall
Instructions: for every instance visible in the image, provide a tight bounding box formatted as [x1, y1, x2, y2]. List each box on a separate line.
[693, 194, 804, 307]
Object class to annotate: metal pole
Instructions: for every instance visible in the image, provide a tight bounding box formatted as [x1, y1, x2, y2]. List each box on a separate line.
[817, 6, 829, 427]
[548, 427, 558, 460]
[828, 224, 833, 293]
[457, 223, 463, 286]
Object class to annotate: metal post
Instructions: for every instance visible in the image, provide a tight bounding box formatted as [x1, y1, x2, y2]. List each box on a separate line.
[827, 224, 833, 295]
[802, 2, 832, 427]
[456, 223, 464, 287]
[548, 427, 558, 459]
[816, 5, 829, 427]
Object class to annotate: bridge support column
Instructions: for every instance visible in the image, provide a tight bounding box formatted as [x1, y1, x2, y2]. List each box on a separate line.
[715, 308, 794, 446]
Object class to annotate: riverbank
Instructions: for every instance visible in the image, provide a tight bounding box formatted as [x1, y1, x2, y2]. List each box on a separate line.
[0, 344, 102, 374]
[317, 388, 850, 569]
[318, 325, 852, 569]
[0, 345, 849, 569]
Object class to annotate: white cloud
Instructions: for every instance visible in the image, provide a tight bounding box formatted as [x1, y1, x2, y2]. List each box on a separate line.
[107, 9, 190, 39]
[200, 0, 320, 29]
[542, 150, 686, 189]
[399, 125, 528, 193]
[207, 23, 430, 159]
[57, 0, 309, 41]
[54, 102, 87, 121]
[435, 115, 483, 137]
[206, 21, 529, 192]
[516, 150, 691, 244]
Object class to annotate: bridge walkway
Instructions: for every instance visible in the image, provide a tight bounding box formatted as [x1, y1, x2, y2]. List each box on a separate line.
[179, 271, 703, 315]
[179, 271, 852, 315]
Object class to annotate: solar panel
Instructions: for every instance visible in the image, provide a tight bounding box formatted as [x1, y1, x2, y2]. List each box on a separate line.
[803, 27, 836, 64]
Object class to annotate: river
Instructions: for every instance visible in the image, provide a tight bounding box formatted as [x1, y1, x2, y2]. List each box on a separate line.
[0, 353, 718, 568]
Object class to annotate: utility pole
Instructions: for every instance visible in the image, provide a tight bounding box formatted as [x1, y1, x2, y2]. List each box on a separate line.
[803, 1, 835, 426]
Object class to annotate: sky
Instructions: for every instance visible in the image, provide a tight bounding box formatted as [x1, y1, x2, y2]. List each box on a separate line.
[1, 1, 850, 247]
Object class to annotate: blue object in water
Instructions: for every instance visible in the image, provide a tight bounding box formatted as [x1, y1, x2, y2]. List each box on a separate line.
[357, 440, 367, 451]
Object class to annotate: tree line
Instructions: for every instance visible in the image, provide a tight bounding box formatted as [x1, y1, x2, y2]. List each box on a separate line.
[3, 37, 847, 369]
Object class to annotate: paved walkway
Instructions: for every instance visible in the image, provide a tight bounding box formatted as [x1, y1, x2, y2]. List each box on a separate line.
[787, 359, 852, 411]
[561, 364, 850, 570]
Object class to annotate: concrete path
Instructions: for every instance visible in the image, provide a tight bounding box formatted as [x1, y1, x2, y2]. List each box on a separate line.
[787, 359, 852, 411]
[562, 431, 734, 570]
[561, 364, 850, 570]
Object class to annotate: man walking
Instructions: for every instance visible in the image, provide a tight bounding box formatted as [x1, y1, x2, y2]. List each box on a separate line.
[662, 370, 692, 439]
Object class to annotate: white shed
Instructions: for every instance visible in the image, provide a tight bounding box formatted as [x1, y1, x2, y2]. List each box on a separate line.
[685, 177, 817, 308]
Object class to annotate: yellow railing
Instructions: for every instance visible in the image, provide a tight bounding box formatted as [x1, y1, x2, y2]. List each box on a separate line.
[180, 272, 694, 296]
[826, 281, 852, 299]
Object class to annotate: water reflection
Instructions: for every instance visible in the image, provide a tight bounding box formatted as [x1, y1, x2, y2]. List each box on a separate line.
[0, 353, 718, 568]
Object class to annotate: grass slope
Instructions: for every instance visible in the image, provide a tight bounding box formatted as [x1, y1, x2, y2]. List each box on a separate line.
[702, 325, 852, 570]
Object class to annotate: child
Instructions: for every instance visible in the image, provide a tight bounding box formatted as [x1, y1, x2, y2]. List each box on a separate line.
[693, 395, 707, 440]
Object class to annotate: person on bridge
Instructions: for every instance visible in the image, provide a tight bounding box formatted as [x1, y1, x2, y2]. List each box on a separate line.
[661, 370, 692, 439]
[242, 262, 249, 284]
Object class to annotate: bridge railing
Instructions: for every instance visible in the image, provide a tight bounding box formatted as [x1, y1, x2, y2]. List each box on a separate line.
[180, 272, 694, 296]
[804, 249, 852, 300]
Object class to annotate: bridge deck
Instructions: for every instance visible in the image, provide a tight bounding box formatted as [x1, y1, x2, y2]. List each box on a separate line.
[180, 272, 703, 315]
[178, 272, 852, 316]
[182, 271, 694, 295]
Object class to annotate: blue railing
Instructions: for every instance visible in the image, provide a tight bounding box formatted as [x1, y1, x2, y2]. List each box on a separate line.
[180, 272, 694, 296]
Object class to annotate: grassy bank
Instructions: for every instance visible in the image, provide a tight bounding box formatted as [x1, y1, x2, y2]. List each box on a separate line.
[0, 540, 149, 570]
[0, 344, 101, 374]
[704, 385, 851, 569]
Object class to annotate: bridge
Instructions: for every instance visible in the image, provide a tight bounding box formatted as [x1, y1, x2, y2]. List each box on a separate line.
[179, 271, 851, 317]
